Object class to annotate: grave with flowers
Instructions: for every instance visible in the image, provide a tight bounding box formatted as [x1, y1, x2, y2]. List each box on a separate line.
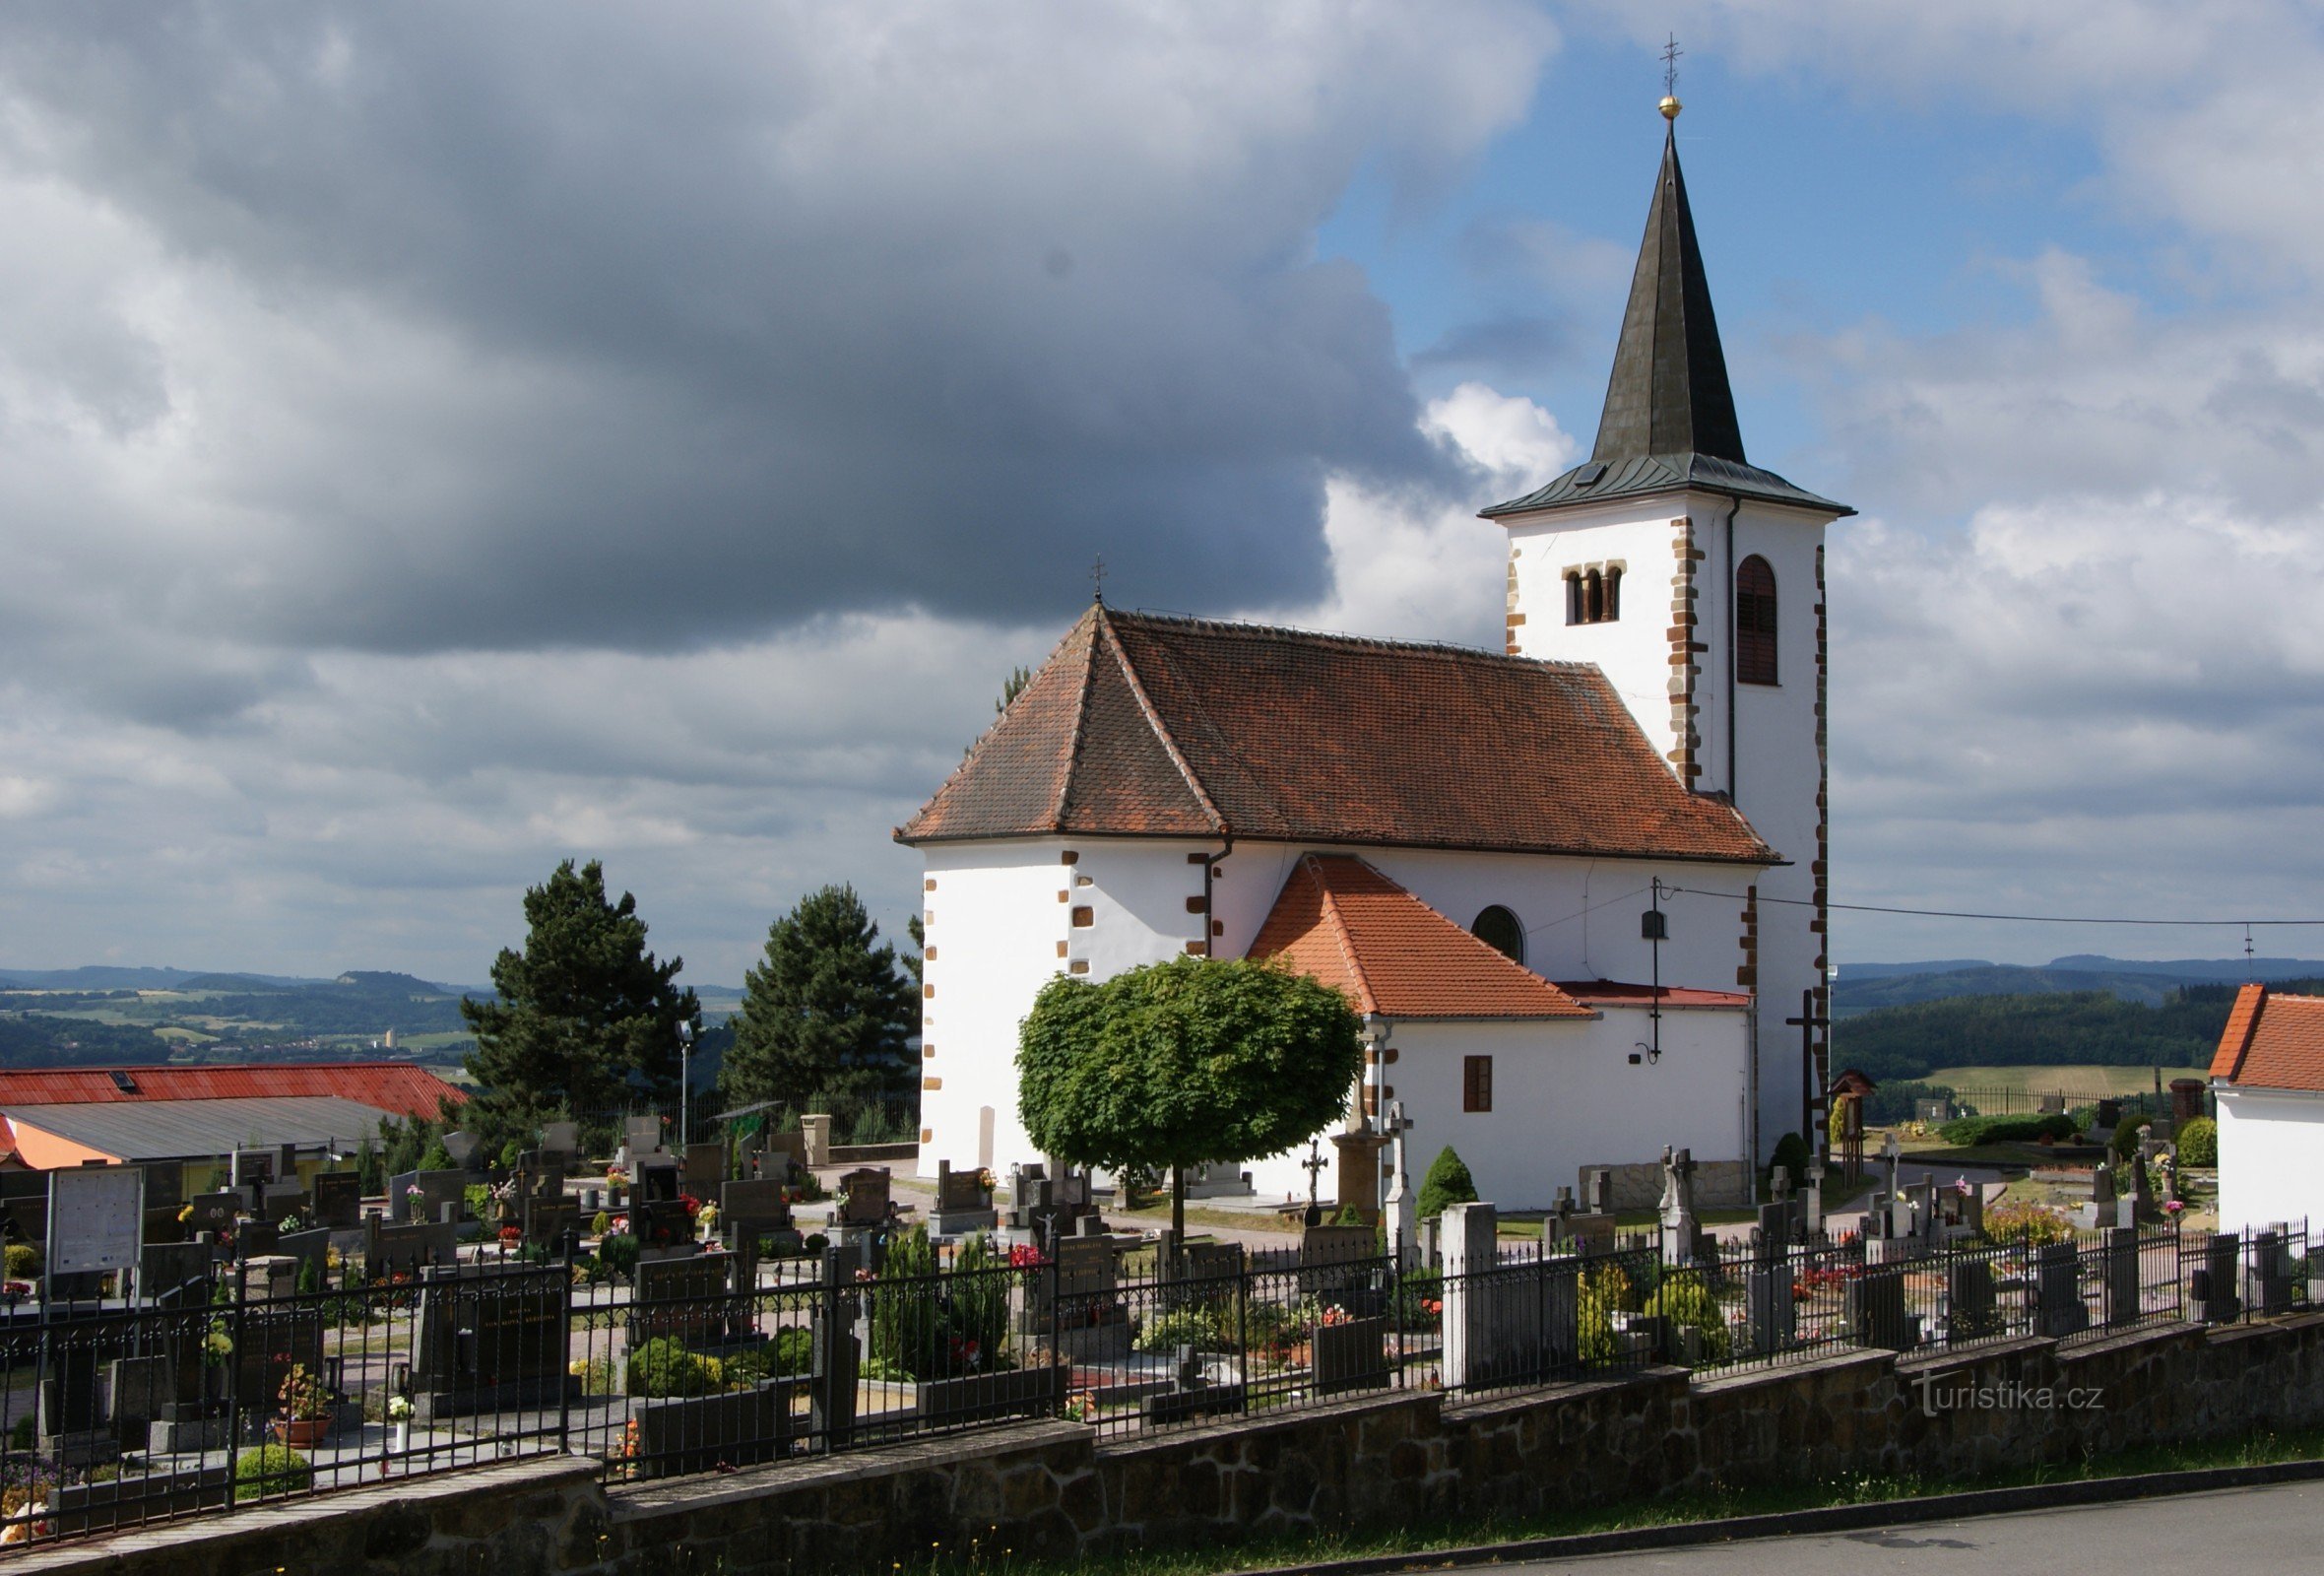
[931, 1160, 998, 1237]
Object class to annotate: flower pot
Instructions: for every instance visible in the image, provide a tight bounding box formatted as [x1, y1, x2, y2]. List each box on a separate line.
[390, 1420, 411, 1453]
[276, 1416, 332, 1447]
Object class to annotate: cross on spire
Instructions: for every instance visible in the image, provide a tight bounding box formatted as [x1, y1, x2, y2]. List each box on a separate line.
[1661, 33, 1682, 98]
[1090, 555, 1108, 604]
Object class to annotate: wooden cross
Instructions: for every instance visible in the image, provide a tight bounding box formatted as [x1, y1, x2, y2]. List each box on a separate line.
[1786, 988, 1831, 1151]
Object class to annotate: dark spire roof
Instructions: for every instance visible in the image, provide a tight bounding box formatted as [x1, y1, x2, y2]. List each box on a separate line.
[1593, 126, 1744, 465]
[1481, 126, 1850, 521]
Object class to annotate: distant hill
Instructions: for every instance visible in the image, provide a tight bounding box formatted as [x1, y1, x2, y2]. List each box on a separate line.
[0, 966, 198, 991]
[1833, 954, 2324, 1018]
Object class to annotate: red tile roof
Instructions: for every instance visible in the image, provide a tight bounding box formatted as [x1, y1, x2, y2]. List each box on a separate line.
[0, 1063, 462, 1119]
[1248, 854, 1594, 1020]
[1554, 980, 1751, 1009]
[899, 606, 1774, 864]
[2212, 986, 2324, 1091]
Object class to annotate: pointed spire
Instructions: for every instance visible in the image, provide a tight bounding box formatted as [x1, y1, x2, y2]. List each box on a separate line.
[1590, 124, 1746, 466]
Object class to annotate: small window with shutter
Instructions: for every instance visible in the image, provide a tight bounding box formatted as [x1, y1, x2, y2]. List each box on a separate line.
[1462, 1055, 1494, 1113]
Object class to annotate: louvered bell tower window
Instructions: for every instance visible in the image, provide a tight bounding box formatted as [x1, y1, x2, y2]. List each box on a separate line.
[1736, 555, 1777, 685]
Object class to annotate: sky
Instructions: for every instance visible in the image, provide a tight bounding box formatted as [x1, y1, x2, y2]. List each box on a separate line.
[4, 1, 2324, 986]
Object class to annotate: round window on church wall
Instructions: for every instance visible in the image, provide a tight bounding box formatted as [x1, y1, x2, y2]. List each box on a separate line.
[1472, 905, 1524, 965]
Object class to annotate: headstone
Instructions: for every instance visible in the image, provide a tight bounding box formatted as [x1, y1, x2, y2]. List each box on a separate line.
[2246, 1227, 2292, 1315]
[681, 1142, 725, 1193]
[409, 1265, 576, 1421]
[1182, 1159, 1254, 1199]
[836, 1167, 894, 1228]
[2037, 1093, 2066, 1116]
[1804, 1160, 1826, 1238]
[311, 1171, 361, 1231]
[1047, 1235, 1130, 1359]
[2190, 1230, 2241, 1324]
[1384, 1114, 1417, 1269]
[363, 1215, 460, 1278]
[2130, 1142, 2157, 1223]
[277, 1226, 332, 1270]
[1845, 1263, 1916, 1350]
[184, 1192, 239, 1238]
[2095, 1097, 2122, 1131]
[719, 1178, 793, 1243]
[931, 1160, 998, 1235]
[1657, 1147, 1701, 1267]
[629, 1251, 737, 1350]
[388, 1169, 469, 1225]
[2034, 1240, 2089, 1337]
[139, 1240, 214, 1303]
[540, 1121, 581, 1159]
[229, 1149, 276, 1193]
[1440, 1202, 1561, 1387]
[625, 1115, 667, 1162]
[260, 1180, 307, 1223]
[1582, 1167, 1614, 1216]
[1945, 1259, 1999, 1341]
[2099, 1225, 2141, 1326]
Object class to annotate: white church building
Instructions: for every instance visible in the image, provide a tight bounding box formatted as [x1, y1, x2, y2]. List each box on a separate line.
[897, 113, 1847, 1211]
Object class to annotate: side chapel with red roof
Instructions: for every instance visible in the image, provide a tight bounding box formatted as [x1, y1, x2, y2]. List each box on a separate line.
[898, 109, 1846, 1210]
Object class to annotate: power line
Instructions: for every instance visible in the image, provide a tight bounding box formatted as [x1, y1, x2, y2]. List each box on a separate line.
[1667, 887, 2324, 929]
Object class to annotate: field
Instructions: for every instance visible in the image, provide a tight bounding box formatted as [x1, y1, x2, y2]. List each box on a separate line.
[1927, 1064, 2209, 1098]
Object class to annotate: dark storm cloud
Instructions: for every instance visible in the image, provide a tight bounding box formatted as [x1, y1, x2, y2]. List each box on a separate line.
[0, 4, 1554, 655]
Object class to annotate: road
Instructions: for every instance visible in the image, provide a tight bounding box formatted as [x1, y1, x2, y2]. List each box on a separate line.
[1497, 1480, 2324, 1572]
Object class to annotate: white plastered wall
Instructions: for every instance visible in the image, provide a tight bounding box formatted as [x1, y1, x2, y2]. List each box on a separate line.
[2214, 1086, 2324, 1235]
[1500, 489, 1836, 1160]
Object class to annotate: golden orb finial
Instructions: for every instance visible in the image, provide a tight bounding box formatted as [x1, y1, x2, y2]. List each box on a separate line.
[1659, 94, 1682, 121]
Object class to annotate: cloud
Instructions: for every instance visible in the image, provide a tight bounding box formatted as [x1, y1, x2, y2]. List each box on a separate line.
[0, 2, 1555, 669]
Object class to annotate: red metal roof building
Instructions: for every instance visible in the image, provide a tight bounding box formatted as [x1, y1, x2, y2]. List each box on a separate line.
[0, 1062, 461, 1117]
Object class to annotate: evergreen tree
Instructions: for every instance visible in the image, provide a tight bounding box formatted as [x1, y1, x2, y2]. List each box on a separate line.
[722, 884, 916, 1113]
[1416, 1146, 1479, 1221]
[461, 859, 699, 1149]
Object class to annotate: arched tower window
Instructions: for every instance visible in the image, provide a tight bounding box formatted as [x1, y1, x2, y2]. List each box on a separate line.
[1564, 565, 1623, 626]
[1736, 556, 1777, 686]
[1583, 568, 1604, 624]
[1472, 905, 1525, 965]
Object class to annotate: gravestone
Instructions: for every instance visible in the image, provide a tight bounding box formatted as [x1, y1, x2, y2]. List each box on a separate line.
[363, 1215, 460, 1278]
[409, 1265, 576, 1421]
[2034, 1240, 2090, 1337]
[523, 1194, 580, 1250]
[836, 1167, 895, 1229]
[276, 1226, 331, 1271]
[625, 1115, 667, 1164]
[440, 1130, 484, 1171]
[311, 1172, 361, 1231]
[540, 1121, 581, 1161]
[2189, 1230, 2242, 1324]
[931, 1161, 998, 1236]
[1046, 1235, 1130, 1359]
[139, 1240, 213, 1303]
[682, 1142, 725, 1193]
[1744, 1250, 1795, 1354]
[2037, 1093, 2066, 1116]
[629, 1251, 737, 1350]
[1182, 1159, 1255, 1199]
[635, 1159, 683, 1206]
[1945, 1259, 2000, 1341]
[260, 1180, 308, 1223]
[1299, 1222, 1379, 1310]
[184, 1192, 239, 1239]
[719, 1178, 793, 1245]
[388, 1169, 469, 1225]
[1657, 1147, 1701, 1267]
[1441, 1202, 1566, 1388]
[2246, 1227, 2292, 1315]
[1846, 1263, 1916, 1349]
[229, 1149, 276, 1196]
[1804, 1160, 1826, 1238]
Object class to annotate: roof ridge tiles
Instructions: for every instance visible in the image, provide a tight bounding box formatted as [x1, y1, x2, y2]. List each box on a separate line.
[1110, 607, 1600, 672]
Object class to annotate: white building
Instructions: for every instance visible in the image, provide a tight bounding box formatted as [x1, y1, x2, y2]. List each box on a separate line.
[896, 113, 1846, 1210]
[2211, 984, 2324, 1233]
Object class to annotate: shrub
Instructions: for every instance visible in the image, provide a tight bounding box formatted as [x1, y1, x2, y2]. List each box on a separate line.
[591, 1211, 613, 1238]
[1983, 1199, 2076, 1246]
[419, 1140, 454, 1172]
[1645, 1272, 1732, 1363]
[2177, 1116, 2218, 1167]
[625, 1337, 718, 1398]
[595, 1232, 641, 1281]
[1133, 1305, 1229, 1354]
[803, 1232, 830, 1256]
[948, 1231, 1010, 1370]
[1578, 1262, 1633, 1364]
[1767, 1131, 1810, 1194]
[233, 1444, 311, 1501]
[1938, 1113, 2077, 1148]
[3, 1244, 39, 1280]
[2111, 1118, 2148, 1162]
[869, 1226, 943, 1380]
[1417, 1147, 1480, 1222]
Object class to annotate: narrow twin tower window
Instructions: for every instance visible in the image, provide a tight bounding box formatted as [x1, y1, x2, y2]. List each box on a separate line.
[1565, 564, 1622, 624]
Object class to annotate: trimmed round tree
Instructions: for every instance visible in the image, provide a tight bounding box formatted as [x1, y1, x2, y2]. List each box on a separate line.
[1017, 955, 1365, 1237]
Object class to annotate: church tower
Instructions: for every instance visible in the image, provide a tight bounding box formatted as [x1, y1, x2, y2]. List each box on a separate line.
[1482, 102, 1851, 1162]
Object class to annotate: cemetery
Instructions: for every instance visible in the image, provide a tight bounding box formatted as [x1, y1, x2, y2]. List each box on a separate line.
[0, 1105, 2314, 1561]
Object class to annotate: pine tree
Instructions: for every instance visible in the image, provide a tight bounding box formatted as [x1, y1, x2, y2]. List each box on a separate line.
[721, 884, 916, 1113]
[461, 859, 699, 1149]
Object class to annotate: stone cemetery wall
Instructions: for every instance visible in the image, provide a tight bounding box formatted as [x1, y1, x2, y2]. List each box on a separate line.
[34, 1310, 2324, 1576]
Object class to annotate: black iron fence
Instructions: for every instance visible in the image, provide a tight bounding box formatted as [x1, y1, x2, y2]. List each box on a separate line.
[0, 1218, 2309, 1550]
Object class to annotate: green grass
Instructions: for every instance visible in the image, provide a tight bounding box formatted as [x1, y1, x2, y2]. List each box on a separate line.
[917, 1425, 2324, 1576]
[1929, 1065, 2208, 1098]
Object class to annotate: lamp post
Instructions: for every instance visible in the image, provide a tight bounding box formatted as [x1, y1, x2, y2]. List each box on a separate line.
[678, 1020, 695, 1150]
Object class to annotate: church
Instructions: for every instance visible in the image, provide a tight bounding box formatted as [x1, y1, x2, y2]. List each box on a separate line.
[897, 105, 1847, 1212]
